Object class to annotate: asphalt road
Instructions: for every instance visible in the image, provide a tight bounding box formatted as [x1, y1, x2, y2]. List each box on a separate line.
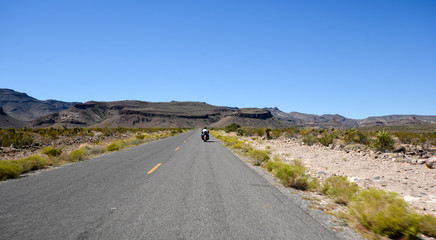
[0, 130, 344, 239]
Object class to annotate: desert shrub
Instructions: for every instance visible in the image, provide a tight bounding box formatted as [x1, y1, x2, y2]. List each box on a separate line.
[135, 134, 145, 140]
[0, 155, 49, 181]
[225, 123, 241, 133]
[0, 129, 34, 147]
[291, 159, 304, 166]
[283, 128, 300, 139]
[342, 129, 369, 145]
[348, 188, 421, 239]
[269, 129, 282, 139]
[322, 176, 359, 205]
[254, 128, 265, 137]
[249, 150, 270, 166]
[170, 128, 183, 135]
[20, 155, 48, 172]
[236, 128, 245, 136]
[344, 143, 366, 151]
[300, 128, 312, 136]
[316, 130, 338, 147]
[420, 214, 436, 237]
[303, 135, 315, 146]
[66, 149, 87, 162]
[79, 144, 107, 156]
[308, 177, 321, 191]
[275, 163, 309, 190]
[232, 142, 253, 153]
[41, 146, 62, 157]
[236, 127, 254, 136]
[0, 160, 23, 180]
[106, 143, 120, 151]
[243, 128, 255, 136]
[265, 128, 272, 140]
[216, 135, 240, 147]
[264, 160, 287, 173]
[374, 130, 395, 152]
[393, 131, 416, 144]
[106, 140, 125, 151]
[88, 146, 106, 155]
[126, 139, 146, 146]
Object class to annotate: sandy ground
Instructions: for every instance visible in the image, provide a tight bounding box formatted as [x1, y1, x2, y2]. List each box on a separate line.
[235, 134, 436, 216]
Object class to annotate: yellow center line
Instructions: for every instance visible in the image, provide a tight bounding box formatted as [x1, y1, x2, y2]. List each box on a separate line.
[175, 147, 180, 151]
[147, 163, 162, 174]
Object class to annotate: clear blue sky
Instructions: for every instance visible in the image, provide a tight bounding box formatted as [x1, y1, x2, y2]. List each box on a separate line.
[1, 0, 435, 119]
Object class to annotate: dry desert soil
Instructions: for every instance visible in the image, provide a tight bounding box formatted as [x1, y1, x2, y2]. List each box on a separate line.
[232, 133, 436, 217]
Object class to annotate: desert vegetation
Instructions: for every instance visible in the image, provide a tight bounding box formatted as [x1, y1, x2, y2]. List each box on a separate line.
[212, 124, 436, 239]
[214, 124, 436, 154]
[0, 127, 188, 181]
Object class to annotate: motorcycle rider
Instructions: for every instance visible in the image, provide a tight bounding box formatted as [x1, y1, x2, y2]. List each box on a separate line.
[201, 127, 209, 140]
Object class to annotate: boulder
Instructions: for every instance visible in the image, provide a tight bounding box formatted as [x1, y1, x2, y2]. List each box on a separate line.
[425, 157, 436, 169]
[393, 146, 406, 153]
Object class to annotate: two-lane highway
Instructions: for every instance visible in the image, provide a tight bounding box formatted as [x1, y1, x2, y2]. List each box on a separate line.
[0, 130, 344, 239]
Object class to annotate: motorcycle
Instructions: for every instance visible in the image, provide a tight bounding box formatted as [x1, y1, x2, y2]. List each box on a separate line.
[201, 132, 209, 142]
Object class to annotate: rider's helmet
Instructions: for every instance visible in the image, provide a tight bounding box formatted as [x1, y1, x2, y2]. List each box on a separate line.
[204, 127, 207, 129]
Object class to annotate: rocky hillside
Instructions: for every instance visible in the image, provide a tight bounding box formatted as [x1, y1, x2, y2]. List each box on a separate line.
[358, 115, 436, 127]
[0, 89, 79, 121]
[211, 108, 290, 128]
[265, 108, 359, 128]
[31, 101, 287, 128]
[1, 89, 435, 129]
[0, 107, 26, 128]
[266, 107, 436, 128]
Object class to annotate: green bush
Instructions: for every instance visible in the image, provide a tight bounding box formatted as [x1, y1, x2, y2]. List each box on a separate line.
[0, 160, 23, 180]
[20, 155, 48, 172]
[254, 128, 265, 137]
[265, 128, 272, 140]
[0, 129, 34, 147]
[420, 214, 436, 237]
[348, 188, 421, 239]
[274, 163, 309, 190]
[303, 135, 315, 146]
[80, 144, 106, 156]
[135, 134, 145, 140]
[236, 128, 252, 136]
[308, 177, 321, 191]
[269, 130, 282, 139]
[342, 129, 369, 145]
[316, 130, 338, 147]
[0, 155, 48, 181]
[88, 146, 106, 155]
[66, 149, 87, 162]
[322, 176, 359, 205]
[224, 123, 241, 133]
[106, 143, 120, 151]
[215, 135, 240, 147]
[41, 146, 63, 157]
[249, 149, 270, 166]
[264, 160, 286, 172]
[232, 142, 253, 153]
[374, 130, 395, 152]
[126, 139, 146, 146]
[107, 140, 125, 151]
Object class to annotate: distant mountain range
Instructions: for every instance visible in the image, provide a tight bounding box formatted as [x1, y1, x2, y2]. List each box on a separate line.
[0, 89, 435, 128]
[265, 108, 436, 128]
[0, 89, 79, 121]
